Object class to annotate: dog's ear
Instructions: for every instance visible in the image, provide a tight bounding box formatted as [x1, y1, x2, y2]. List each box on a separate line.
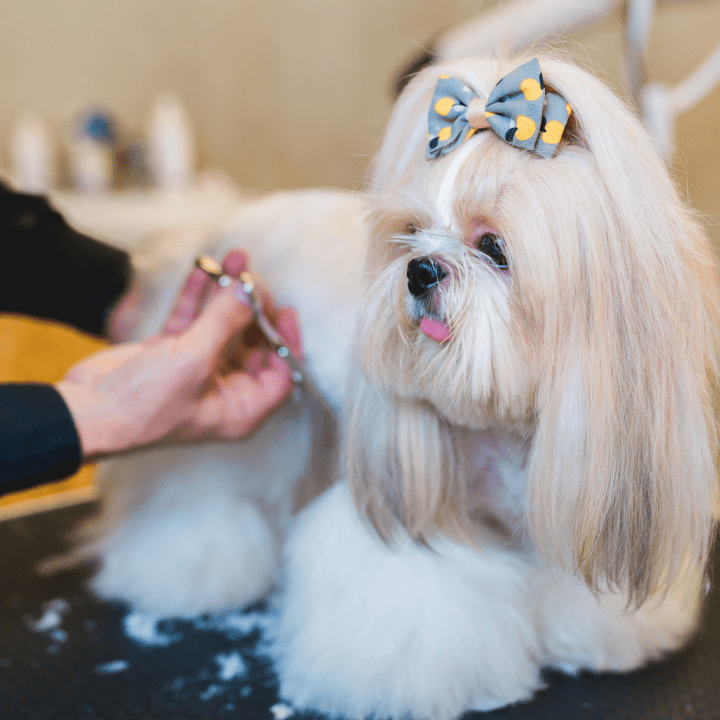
[346, 373, 465, 543]
[527, 262, 719, 604]
[525, 60, 720, 604]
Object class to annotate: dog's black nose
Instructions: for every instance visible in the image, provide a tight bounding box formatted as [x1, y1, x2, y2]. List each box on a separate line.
[407, 256, 446, 298]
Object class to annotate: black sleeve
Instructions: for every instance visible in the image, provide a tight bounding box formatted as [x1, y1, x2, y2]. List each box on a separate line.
[0, 181, 132, 336]
[0, 384, 82, 495]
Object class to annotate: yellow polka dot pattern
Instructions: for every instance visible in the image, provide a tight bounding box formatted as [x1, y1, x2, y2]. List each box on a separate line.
[515, 115, 536, 141]
[541, 119, 565, 145]
[519, 77, 542, 101]
[438, 126, 452, 141]
[434, 97, 454, 117]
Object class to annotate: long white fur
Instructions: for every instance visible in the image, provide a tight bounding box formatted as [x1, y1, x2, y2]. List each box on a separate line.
[274, 53, 720, 719]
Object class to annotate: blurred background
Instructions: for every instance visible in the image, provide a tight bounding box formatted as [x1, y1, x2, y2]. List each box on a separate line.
[0, 0, 718, 514]
[0, 0, 718, 224]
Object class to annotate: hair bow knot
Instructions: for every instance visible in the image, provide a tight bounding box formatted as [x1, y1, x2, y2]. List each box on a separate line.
[427, 59, 571, 160]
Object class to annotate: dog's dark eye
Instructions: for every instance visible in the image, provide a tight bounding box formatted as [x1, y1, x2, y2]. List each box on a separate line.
[475, 233, 508, 269]
[405, 223, 420, 235]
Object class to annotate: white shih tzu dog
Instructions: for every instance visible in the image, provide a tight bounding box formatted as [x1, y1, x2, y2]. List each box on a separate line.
[68, 51, 719, 720]
[273, 54, 720, 719]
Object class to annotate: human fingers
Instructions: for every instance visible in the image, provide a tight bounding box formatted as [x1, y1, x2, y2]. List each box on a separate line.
[228, 308, 301, 379]
[162, 264, 213, 335]
[221, 249, 248, 276]
[214, 353, 293, 438]
[108, 289, 139, 342]
[241, 273, 280, 323]
[245, 347, 269, 375]
[203, 249, 251, 307]
[239, 274, 302, 353]
[182, 279, 255, 362]
[275, 305, 303, 358]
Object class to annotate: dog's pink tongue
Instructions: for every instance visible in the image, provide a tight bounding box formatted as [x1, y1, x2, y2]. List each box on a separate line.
[420, 318, 450, 342]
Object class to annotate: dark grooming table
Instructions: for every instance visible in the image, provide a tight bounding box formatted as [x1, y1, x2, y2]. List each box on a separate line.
[2, 502, 720, 720]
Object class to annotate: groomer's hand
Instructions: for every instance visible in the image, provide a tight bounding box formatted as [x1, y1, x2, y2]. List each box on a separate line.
[55, 251, 302, 461]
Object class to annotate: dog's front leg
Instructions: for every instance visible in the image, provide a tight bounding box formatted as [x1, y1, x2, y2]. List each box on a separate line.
[275, 481, 543, 720]
[534, 559, 705, 675]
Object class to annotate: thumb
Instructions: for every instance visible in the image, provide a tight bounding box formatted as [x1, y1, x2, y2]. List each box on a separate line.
[183, 280, 255, 359]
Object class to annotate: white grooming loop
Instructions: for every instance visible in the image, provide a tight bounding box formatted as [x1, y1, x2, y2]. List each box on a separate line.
[625, 0, 720, 158]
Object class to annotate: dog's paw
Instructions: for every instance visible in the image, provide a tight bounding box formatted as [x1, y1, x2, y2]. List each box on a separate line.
[536, 566, 703, 674]
[91, 496, 280, 617]
[275, 483, 543, 720]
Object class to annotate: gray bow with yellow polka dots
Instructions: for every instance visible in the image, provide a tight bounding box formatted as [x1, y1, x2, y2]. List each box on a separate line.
[427, 58, 572, 160]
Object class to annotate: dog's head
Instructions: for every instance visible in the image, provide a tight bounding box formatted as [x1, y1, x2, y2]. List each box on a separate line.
[347, 54, 720, 602]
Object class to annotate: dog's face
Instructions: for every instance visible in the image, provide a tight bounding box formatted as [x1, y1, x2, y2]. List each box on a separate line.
[348, 55, 720, 602]
[358, 131, 581, 431]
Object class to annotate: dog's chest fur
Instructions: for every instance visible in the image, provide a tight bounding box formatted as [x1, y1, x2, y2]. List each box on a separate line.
[463, 428, 528, 531]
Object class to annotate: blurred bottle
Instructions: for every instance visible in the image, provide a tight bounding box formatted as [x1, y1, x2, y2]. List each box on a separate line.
[67, 107, 117, 194]
[147, 93, 194, 192]
[11, 111, 53, 194]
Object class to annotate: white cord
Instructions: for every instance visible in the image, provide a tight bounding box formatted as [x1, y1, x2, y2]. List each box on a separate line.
[624, 0, 655, 100]
[667, 40, 720, 114]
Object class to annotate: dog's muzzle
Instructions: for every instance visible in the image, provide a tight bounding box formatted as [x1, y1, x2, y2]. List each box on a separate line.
[407, 256, 447, 298]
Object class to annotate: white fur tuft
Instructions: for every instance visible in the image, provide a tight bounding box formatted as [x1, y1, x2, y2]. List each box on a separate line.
[276, 483, 543, 720]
